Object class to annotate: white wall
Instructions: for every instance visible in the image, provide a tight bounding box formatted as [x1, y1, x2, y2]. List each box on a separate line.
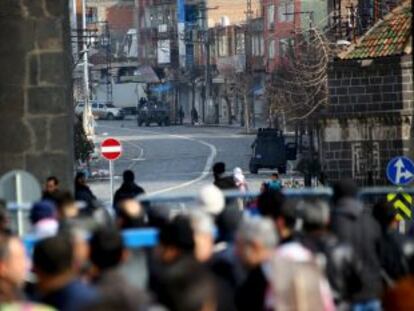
[95, 82, 146, 108]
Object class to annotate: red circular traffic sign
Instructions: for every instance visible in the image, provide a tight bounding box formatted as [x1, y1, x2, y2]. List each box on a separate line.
[101, 138, 122, 161]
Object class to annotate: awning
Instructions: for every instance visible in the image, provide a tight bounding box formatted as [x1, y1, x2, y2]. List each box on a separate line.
[150, 82, 173, 93]
[130, 65, 160, 83]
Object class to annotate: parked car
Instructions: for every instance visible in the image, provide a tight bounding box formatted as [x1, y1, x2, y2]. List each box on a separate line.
[75, 101, 124, 120]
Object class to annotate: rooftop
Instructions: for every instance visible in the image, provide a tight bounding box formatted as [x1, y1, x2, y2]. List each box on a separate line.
[340, 0, 412, 60]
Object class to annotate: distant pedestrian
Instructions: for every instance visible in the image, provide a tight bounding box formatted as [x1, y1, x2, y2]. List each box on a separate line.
[213, 162, 237, 190]
[42, 176, 60, 201]
[0, 199, 9, 232]
[233, 167, 248, 193]
[265, 173, 282, 192]
[74, 172, 97, 210]
[191, 107, 199, 125]
[113, 170, 145, 210]
[178, 106, 185, 125]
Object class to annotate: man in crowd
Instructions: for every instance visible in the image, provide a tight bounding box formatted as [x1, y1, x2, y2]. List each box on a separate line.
[235, 216, 278, 311]
[212, 162, 237, 190]
[0, 232, 28, 303]
[88, 227, 148, 305]
[42, 176, 60, 201]
[330, 180, 383, 310]
[116, 198, 147, 229]
[301, 199, 363, 308]
[74, 172, 97, 210]
[32, 234, 97, 311]
[113, 170, 145, 210]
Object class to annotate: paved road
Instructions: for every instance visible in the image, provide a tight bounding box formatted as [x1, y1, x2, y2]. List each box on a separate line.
[89, 120, 276, 202]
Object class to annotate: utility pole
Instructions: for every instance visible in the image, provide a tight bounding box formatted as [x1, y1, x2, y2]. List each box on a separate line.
[245, 0, 254, 132]
[81, 0, 94, 138]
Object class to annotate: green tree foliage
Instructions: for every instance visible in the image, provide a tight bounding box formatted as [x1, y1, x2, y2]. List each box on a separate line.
[74, 115, 94, 162]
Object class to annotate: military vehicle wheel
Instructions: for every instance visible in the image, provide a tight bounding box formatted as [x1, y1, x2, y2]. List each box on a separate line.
[106, 113, 114, 120]
[250, 164, 259, 174]
[145, 122, 150, 127]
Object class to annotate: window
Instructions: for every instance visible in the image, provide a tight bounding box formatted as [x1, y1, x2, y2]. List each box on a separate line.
[267, 5, 275, 29]
[92, 103, 98, 109]
[279, 39, 289, 57]
[218, 35, 229, 57]
[252, 35, 264, 56]
[268, 39, 275, 59]
[86, 7, 98, 24]
[236, 33, 245, 55]
[278, 2, 294, 22]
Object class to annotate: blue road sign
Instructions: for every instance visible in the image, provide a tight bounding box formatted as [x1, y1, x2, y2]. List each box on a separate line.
[386, 156, 414, 185]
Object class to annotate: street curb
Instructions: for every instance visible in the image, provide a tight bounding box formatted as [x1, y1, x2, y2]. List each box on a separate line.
[184, 124, 258, 135]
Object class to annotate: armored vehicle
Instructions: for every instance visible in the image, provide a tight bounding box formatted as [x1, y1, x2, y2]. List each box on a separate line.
[249, 129, 297, 174]
[137, 100, 171, 127]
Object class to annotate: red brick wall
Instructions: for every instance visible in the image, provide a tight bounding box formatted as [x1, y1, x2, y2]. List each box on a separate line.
[106, 5, 135, 33]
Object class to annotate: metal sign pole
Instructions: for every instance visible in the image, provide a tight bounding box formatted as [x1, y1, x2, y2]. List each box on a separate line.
[15, 172, 24, 236]
[109, 160, 114, 206]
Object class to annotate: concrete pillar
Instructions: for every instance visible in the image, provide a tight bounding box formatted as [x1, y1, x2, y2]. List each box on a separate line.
[0, 0, 74, 190]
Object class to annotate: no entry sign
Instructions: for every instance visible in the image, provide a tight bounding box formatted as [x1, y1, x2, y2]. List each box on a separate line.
[101, 138, 122, 161]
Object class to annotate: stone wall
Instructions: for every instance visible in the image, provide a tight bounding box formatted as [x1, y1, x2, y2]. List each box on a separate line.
[321, 55, 413, 185]
[0, 0, 74, 190]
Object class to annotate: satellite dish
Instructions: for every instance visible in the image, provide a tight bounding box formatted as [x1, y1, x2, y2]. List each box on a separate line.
[0, 170, 41, 204]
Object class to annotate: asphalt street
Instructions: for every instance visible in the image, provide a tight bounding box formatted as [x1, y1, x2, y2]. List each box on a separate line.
[89, 120, 276, 202]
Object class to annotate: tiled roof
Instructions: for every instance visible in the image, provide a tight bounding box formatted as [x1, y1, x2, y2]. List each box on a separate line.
[340, 1, 412, 59]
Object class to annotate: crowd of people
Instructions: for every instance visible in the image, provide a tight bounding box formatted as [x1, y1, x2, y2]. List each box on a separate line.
[1, 163, 414, 311]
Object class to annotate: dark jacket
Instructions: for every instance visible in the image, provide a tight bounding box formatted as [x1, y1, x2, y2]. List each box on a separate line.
[377, 229, 411, 284]
[93, 269, 148, 309]
[330, 198, 383, 302]
[302, 232, 363, 306]
[113, 182, 145, 209]
[214, 175, 237, 190]
[37, 280, 97, 311]
[235, 265, 267, 311]
[75, 184, 96, 208]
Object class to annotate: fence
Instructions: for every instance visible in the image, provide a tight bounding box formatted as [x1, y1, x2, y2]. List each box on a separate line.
[5, 186, 414, 251]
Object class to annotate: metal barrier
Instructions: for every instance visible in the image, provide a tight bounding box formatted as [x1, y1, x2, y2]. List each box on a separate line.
[6, 186, 413, 251]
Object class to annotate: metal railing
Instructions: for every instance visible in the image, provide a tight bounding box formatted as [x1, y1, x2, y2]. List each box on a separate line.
[5, 186, 413, 251]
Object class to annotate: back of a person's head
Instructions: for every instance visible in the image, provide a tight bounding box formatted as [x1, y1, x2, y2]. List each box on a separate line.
[197, 184, 225, 216]
[279, 199, 299, 230]
[30, 200, 56, 225]
[237, 216, 278, 249]
[212, 162, 225, 176]
[54, 191, 75, 208]
[188, 210, 214, 236]
[90, 227, 124, 271]
[33, 234, 73, 276]
[372, 200, 396, 230]
[163, 258, 216, 311]
[123, 170, 135, 183]
[332, 179, 358, 204]
[159, 215, 195, 253]
[257, 190, 286, 220]
[116, 199, 146, 229]
[302, 199, 330, 232]
[47, 176, 59, 185]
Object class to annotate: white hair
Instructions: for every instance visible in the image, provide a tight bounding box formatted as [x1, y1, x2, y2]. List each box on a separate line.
[237, 216, 278, 249]
[197, 184, 225, 215]
[188, 210, 215, 236]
